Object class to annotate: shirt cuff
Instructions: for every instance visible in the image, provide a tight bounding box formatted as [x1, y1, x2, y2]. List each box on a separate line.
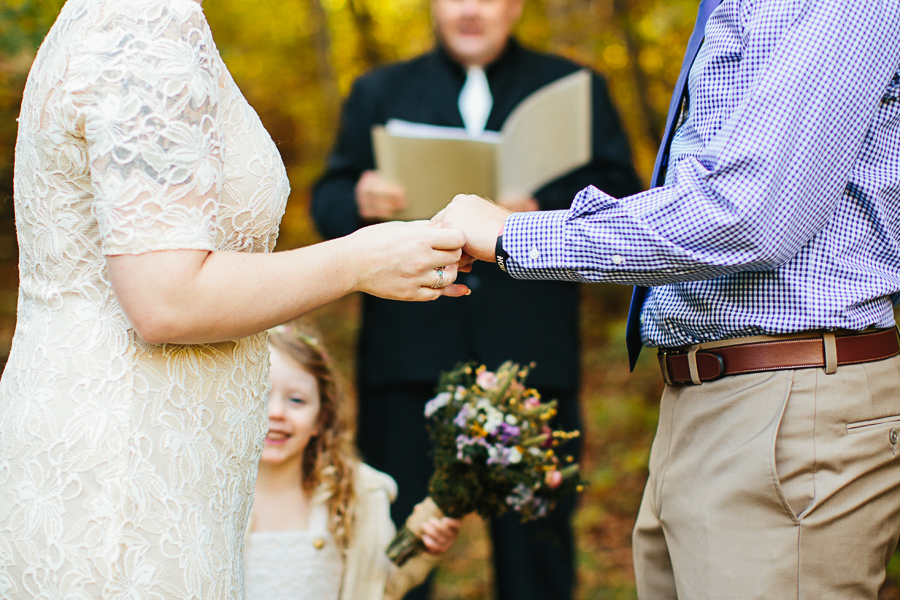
[502, 210, 585, 282]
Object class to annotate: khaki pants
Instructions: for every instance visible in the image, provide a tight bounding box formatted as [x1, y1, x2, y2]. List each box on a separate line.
[633, 355, 900, 599]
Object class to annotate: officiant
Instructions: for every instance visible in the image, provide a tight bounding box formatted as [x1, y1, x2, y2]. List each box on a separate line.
[311, 0, 640, 598]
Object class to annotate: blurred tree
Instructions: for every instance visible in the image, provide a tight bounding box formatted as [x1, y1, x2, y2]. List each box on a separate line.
[0, 0, 702, 249]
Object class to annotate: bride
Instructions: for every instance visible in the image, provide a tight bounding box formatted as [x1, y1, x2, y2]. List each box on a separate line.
[0, 0, 466, 596]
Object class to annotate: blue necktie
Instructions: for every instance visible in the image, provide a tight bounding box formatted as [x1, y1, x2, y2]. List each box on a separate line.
[624, 0, 724, 370]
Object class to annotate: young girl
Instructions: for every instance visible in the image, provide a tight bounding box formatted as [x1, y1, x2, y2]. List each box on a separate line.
[244, 325, 460, 600]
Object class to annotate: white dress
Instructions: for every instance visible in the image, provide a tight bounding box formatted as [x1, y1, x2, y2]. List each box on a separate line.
[0, 0, 289, 597]
[244, 504, 343, 600]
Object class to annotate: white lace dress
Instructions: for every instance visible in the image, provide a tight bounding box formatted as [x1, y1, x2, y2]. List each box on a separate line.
[244, 504, 343, 600]
[0, 0, 289, 597]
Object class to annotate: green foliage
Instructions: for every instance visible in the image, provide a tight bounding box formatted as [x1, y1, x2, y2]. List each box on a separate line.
[0, 0, 64, 55]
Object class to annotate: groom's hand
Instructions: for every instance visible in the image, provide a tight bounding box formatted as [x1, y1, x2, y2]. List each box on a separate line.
[432, 195, 511, 264]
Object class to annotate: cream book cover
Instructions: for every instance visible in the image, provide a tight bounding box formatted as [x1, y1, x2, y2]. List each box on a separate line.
[372, 69, 592, 220]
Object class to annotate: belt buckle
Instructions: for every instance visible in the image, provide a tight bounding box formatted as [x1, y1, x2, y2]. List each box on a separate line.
[657, 350, 673, 385]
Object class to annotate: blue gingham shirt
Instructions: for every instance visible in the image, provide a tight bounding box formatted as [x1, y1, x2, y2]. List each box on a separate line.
[503, 0, 900, 349]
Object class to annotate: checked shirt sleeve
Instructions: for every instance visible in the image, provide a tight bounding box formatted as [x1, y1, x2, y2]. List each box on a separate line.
[504, 0, 900, 287]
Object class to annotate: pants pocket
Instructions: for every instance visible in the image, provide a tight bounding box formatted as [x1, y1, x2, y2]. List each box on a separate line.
[772, 370, 816, 521]
[846, 415, 900, 457]
[846, 414, 900, 433]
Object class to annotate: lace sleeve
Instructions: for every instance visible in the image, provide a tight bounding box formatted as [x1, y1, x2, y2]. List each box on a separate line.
[76, 0, 222, 255]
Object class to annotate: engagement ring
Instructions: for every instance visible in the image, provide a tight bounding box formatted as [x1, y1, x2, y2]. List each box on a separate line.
[431, 267, 445, 289]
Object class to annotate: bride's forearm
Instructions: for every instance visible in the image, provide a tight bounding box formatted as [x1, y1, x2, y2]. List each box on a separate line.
[107, 222, 466, 345]
[108, 239, 356, 345]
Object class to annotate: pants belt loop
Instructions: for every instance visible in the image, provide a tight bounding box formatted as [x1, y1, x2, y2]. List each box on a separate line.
[658, 351, 673, 385]
[687, 345, 702, 385]
[823, 331, 838, 375]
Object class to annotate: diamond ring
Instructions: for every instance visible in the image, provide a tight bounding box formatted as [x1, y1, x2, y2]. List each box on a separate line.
[431, 267, 445, 289]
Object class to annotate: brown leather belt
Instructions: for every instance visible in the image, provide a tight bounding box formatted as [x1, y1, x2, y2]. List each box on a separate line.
[657, 328, 900, 385]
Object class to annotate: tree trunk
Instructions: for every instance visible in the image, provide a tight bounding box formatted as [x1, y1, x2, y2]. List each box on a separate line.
[306, 0, 341, 125]
[346, 0, 387, 69]
[612, 0, 664, 148]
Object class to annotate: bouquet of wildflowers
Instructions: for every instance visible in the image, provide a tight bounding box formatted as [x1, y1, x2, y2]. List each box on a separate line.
[386, 361, 583, 566]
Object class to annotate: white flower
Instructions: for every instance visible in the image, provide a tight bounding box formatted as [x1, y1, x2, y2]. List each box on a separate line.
[508, 447, 523, 464]
[424, 392, 451, 417]
[484, 415, 503, 434]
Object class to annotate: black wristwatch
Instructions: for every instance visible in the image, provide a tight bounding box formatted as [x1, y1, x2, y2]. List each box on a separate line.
[495, 234, 509, 272]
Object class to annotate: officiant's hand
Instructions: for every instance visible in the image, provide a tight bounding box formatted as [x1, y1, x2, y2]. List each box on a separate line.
[432, 194, 511, 264]
[355, 170, 407, 221]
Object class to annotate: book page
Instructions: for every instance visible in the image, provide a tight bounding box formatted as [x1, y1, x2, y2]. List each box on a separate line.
[384, 119, 501, 143]
[371, 70, 592, 219]
[372, 125, 499, 220]
[497, 70, 592, 198]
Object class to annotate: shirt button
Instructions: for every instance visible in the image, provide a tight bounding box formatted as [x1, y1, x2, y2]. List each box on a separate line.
[313, 538, 326, 550]
[529, 248, 540, 260]
[890, 428, 898, 445]
[612, 254, 625, 265]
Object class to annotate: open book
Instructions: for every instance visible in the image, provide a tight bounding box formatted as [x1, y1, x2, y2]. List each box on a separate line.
[372, 69, 592, 220]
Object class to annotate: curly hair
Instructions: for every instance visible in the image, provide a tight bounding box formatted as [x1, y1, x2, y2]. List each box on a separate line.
[267, 324, 358, 550]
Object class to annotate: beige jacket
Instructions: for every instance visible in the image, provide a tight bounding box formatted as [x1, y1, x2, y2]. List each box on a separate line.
[245, 462, 438, 600]
[341, 463, 438, 600]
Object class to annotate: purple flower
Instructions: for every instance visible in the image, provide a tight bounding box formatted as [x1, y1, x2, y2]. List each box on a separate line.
[494, 422, 520, 444]
[486, 444, 523, 466]
[455, 434, 489, 463]
[505, 483, 534, 511]
[453, 404, 474, 428]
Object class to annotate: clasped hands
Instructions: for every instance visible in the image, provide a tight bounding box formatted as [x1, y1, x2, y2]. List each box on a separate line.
[352, 170, 521, 301]
[430, 193, 512, 273]
[408, 194, 511, 298]
[348, 194, 511, 301]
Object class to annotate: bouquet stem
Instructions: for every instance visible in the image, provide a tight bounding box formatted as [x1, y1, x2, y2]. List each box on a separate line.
[386, 497, 445, 566]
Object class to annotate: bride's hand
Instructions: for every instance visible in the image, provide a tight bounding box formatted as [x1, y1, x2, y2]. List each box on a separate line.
[345, 220, 469, 301]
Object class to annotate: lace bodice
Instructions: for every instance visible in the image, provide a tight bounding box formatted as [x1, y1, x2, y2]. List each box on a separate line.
[0, 0, 289, 596]
[244, 504, 343, 600]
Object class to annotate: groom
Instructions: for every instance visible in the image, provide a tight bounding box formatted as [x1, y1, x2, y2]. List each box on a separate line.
[436, 0, 900, 597]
